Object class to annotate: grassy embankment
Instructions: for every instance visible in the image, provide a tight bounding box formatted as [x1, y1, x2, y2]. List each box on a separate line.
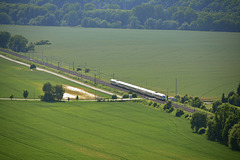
[0, 100, 239, 160]
[1, 25, 240, 99]
[0, 57, 109, 99]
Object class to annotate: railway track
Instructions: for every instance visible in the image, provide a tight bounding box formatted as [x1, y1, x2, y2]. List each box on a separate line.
[1, 48, 203, 114]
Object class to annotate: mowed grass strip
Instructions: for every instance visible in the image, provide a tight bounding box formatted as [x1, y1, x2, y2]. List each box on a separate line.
[0, 57, 109, 99]
[0, 101, 239, 160]
[1, 25, 240, 98]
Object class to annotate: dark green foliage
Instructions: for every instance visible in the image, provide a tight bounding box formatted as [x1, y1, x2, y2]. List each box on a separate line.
[122, 94, 129, 98]
[212, 100, 222, 113]
[112, 95, 117, 99]
[228, 122, 240, 151]
[163, 101, 174, 113]
[0, 31, 11, 48]
[198, 127, 206, 135]
[9, 94, 13, 100]
[222, 93, 227, 103]
[8, 35, 28, 52]
[237, 82, 240, 96]
[228, 91, 235, 99]
[30, 64, 36, 70]
[1, 1, 239, 32]
[27, 42, 35, 52]
[191, 112, 207, 133]
[148, 101, 153, 106]
[23, 90, 29, 100]
[42, 82, 65, 102]
[84, 3, 96, 11]
[175, 108, 184, 117]
[222, 83, 240, 107]
[54, 85, 65, 101]
[0, 12, 14, 24]
[35, 40, 51, 45]
[206, 103, 240, 148]
[206, 119, 218, 141]
[76, 95, 79, 101]
[132, 93, 137, 98]
[76, 68, 82, 71]
[85, 68, 90, 73]
[180, 94, 205, 109]
[153, 102, 158, 107]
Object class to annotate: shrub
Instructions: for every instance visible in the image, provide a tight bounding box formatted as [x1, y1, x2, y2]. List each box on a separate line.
[198, 127, 206, 135]
[175, 108, 184, 117]
[166, 106, 174, 113]
[191, 112, 207, 133]
[9, 94, 13, 100]
[132, 93, 137, 98]
[122, 94, 129, 98]
[163, 101, 172, 110]
[153, 102, 158, 107]
[228, 122, 240, 150]
[97, 98, 102, 102]
[112, 95, 117, 99]
[149, 101, 153, 106]
[85, 68, 90, 73]
[30, 64, 36, 69]
[77, 68, 82, 71]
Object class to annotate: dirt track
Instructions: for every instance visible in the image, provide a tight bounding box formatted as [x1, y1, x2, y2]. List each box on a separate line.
[0, 48, 204, 114]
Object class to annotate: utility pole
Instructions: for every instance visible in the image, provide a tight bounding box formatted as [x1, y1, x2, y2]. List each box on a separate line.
[58, 61, 60, 70]
[175, 78, 178, 98]
[42, 47, 43, 62]
[113, 73, 115, 79]
[94, 74, 96, 85]
[167, 88, 169, 100]
[73, 61, 75, 71]
[99, 67, 100, 79]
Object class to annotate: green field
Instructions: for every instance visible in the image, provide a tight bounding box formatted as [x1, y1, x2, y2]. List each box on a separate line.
[0, 100, 239, 160]
[0, 57, 109, 99]
[1, 25, 240, 98]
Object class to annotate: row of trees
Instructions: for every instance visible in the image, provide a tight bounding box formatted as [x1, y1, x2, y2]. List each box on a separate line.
[191, 104, 240, 151]
[0, 1, 239, 32]
[221, 83, 240, 107]
[191, 83, 240, 151]
[0, 31, 34, 52]
[179, 94, 207, 110]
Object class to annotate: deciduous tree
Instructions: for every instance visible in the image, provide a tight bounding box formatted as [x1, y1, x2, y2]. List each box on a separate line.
[23, 90, 29, 100]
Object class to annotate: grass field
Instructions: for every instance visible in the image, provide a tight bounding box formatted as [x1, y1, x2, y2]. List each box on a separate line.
[0, 100, 239, 160]
[1, 25, 240, 98]
[0, 57, 109, 99]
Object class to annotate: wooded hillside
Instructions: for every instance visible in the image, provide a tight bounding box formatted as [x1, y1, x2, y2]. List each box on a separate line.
[0, 0, 239, 31]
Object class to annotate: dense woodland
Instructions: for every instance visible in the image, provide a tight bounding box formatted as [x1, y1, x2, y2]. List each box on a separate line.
[0, 0, 240, 32]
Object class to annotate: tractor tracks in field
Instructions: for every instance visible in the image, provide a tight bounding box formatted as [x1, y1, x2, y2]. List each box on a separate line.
[0, 49, 200, 114]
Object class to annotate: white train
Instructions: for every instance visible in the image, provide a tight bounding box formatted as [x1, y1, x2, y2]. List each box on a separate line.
[111, 79, 166, 101]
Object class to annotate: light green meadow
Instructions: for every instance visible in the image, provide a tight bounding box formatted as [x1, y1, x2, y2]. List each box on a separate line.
[0, 100, 239, 160]
[1, 25, 240, 98]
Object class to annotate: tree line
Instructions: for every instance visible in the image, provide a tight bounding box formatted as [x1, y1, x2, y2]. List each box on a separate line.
[0, 0, 239, 32]
[190, 83, 240, 151]
[0, 31, 35, 52]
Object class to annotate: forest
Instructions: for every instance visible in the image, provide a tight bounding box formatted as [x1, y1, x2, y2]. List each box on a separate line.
[0, 0, 240, 31]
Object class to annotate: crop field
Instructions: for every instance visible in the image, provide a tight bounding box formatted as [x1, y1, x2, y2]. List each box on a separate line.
[0, 57, 109, 99]
[0, 100, 239, 160]
[1, 25, 240, 98]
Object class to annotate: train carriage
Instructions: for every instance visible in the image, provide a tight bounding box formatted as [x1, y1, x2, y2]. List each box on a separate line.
[111, 79, 166, 101]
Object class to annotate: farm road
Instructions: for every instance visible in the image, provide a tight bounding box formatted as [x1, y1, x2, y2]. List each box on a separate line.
[1, 49, 201, 114]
